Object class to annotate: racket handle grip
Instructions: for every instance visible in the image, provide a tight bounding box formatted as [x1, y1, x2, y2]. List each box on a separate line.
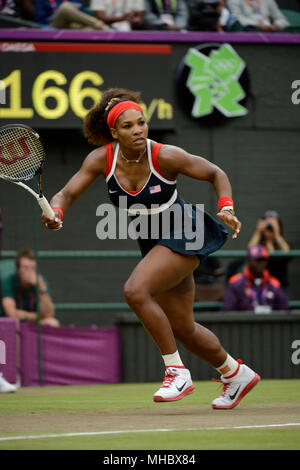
[38, 196, 55, 218]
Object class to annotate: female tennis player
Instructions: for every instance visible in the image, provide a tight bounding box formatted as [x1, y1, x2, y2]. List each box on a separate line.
[42, 88, 260, 409]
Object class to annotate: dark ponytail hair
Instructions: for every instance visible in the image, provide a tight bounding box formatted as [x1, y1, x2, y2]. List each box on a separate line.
[83, 88, 141, 146]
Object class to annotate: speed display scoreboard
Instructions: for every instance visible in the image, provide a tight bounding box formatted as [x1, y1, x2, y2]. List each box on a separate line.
[0, 42, 174, 129]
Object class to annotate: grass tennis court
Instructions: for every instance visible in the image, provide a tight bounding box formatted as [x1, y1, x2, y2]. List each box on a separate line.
[0, 379, 299, 450]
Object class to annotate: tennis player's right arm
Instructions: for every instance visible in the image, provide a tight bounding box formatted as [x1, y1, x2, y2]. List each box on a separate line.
[43, 148, 106, 230]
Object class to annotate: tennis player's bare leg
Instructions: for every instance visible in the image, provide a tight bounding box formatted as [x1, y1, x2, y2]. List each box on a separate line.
[156, 279, 260, 408]
[124, 245, 199, 355]
[124, 245, 226, 366]
[155, 273, 227, 367]
[124, 245, 260, 405]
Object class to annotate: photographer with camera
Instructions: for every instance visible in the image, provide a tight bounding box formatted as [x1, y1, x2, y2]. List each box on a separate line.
[247, 210, 291, 293]
[187, 0, 242, 32]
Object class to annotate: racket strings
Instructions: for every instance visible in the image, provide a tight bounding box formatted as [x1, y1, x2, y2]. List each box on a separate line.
[0, 127, 44, 181]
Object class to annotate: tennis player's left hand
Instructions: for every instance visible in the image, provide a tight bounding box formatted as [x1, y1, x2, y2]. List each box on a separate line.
[217, 211, 242, 239]
[41, 213, 63, 231]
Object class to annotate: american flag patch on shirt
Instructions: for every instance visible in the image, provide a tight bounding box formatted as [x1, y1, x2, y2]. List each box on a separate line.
[149, 185, 161, 194]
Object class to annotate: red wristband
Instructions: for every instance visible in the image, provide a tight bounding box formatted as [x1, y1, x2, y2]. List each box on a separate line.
[52, 206, 64, 220]
[218, 197, 234, 212]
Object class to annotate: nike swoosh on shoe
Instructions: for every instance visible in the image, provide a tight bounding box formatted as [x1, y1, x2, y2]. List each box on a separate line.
[176, 381, 187, 392]
[229, 385, 241, 401]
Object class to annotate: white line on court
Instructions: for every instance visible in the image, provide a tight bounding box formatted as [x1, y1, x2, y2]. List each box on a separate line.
[0, 423, 300, 442]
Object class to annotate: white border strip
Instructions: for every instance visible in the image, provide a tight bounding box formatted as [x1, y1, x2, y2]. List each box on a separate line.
[0, 423, 300, 442]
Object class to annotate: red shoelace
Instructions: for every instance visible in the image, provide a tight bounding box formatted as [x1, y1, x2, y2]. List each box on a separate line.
[212, 359, 243, 396]
[161, 370, 177, 388]
[212, 378, 229, 397]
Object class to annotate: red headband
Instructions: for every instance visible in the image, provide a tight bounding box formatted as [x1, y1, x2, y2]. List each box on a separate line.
[106, 101, 144, 128]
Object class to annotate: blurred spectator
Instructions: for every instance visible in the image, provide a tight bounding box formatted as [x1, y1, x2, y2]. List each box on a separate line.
[0, 0, 17, 16]
[227, 0, 289, 31]
[0, 0, 35, 18]
[0, 0, 41, 27]
[90, 0, 144, 31]
[187, 0, 242, 31]
[142, 0, 188, 31]
[35, 0, 105, 29]
[15, 0, 35, 20]
[1, 248, 60, 327]
[221, 245, 289, 312]
[248, 210, 291, 292]
[193, 256, 224, 301]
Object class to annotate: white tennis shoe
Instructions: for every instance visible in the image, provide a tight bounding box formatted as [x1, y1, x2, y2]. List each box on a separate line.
[153, 366, 195, 402]
[212, 362, 260, 410]
[0, 372, 17, 393]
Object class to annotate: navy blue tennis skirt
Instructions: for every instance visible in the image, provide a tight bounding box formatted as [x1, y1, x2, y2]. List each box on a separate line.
[133, 195, 228, 261]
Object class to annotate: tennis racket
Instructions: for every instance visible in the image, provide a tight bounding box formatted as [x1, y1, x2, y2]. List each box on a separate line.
[0, 124, 54, 218]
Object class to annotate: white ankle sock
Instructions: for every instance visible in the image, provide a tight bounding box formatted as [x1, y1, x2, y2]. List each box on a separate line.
[216, 354, 240, 378]
[162, 351, 184, 368]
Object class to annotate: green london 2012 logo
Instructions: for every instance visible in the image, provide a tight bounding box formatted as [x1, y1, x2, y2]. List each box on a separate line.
[184, 43, 248, 118]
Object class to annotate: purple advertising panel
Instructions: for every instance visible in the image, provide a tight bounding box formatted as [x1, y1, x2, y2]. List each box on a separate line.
[20, 324, 121, 387]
